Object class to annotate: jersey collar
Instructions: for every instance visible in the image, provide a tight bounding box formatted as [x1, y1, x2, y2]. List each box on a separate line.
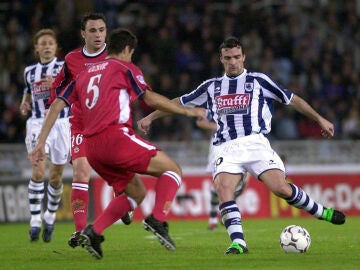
[82, 43, 107, 57]
[224, 68, 247, 79]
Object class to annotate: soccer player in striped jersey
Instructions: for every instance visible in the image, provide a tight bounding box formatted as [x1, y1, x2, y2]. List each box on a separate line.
[20, 29, 70, 242]
[48, 13, 146, 248]
[138, 36, 346, 254]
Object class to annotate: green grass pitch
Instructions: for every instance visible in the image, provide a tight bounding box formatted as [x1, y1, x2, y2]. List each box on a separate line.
[1, 217, 359, 270]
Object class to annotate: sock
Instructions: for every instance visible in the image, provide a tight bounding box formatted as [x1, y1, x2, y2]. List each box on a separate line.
[220, 200, 246, 248]
[43, 184, 63, 225]
[71, 182, 89, 232]
[28, 179, 44, 228]
[93, 194, 131, 235]
[286, 183, 324, 218]
[152, 171, 181, 222]
[209, 189, 219, 219]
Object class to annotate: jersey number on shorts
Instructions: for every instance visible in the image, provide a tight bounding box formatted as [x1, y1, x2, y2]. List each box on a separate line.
[71, 134, 84, 147]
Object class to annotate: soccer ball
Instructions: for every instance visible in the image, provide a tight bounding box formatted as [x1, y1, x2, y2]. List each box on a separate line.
[279, 225, 311, 253]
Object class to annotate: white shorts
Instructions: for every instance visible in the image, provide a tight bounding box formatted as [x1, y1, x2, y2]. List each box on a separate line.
[25, 118, 70, 165]
[212, 133, 285, 179]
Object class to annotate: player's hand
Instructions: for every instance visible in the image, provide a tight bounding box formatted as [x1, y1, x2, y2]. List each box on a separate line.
[185, 107, 206, 118]
[319, 118, 334, 138]
[137, 118, 152, 134]
[28, 143, 46, 166]
[19, 102, 31, 116]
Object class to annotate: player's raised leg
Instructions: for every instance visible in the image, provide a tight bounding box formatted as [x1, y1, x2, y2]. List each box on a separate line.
[261, 170, 346, 225]
[142, 150, 183, 251]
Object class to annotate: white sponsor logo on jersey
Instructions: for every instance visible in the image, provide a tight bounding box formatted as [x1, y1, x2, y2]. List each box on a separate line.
[215, 93, 250, 115]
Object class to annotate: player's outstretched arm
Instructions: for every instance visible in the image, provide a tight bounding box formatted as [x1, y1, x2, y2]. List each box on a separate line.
[138, 92, 205, 134]
[28, 98, 67, 165]
[289, 94, 334, 138]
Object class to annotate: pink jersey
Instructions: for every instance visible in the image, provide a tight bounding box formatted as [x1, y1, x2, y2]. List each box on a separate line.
[50, 46, 107, 131]
[59, 58, 151, 136]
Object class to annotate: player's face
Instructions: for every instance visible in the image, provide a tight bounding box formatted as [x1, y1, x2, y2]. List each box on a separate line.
[35, 35, 57, 63]
[220, 46, 246, 77]
[81, 19, 107, 53]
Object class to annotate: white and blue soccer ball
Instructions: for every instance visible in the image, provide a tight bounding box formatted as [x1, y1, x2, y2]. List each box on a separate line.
[279, 225, 311, 253]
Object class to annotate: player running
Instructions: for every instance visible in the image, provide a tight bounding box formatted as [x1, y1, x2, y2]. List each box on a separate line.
[20, 29, 69, 242]
[48, 13, 146, 247]
[29, 28, 204, 259]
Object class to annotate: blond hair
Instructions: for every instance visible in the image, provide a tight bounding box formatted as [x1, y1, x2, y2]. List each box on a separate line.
[33, 29, 58, 57]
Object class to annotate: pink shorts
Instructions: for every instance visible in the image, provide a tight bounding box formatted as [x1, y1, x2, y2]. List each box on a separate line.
[70, 115, 86, 161]
[70, 130, 86, 161]
[86, 125, 157, 194]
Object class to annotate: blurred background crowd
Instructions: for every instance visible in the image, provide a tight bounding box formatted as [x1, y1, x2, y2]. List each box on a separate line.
[0, 0, 359, 143]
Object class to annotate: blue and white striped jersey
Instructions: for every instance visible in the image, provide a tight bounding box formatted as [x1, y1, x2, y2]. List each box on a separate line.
[23, 57, 69, 119]
[180, 69, 294, 145]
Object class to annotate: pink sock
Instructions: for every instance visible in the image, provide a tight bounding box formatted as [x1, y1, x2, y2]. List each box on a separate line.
[152, 171, 181, 222]
[71, 182, 89, 232]
[93, 194, 131, 235]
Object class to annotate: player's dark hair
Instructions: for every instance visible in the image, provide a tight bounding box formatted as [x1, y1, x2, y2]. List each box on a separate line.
[108, 28, 138, 54]
[81, 13, 107, 30]
[219, 37, 244, 55]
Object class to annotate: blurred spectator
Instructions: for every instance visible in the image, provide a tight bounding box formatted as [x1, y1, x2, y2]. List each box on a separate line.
[137, 53, 158, 86]
[1, 1, 360, 142]
[241, 28, 263, 70]
[272, 109, 299, 140]
[155, 73, 178, 99]
[174, 41, 204, 83]
[342, 104, 360, 139]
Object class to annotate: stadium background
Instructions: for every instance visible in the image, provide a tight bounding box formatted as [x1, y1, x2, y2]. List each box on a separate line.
[0, 0, 359, 223]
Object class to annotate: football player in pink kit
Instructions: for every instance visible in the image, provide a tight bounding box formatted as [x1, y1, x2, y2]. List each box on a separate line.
[29, 28, 204, 259]
[48, 13, 146, 248]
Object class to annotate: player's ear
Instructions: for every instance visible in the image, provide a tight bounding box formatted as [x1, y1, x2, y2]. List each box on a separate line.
[81, 30, 85, 39]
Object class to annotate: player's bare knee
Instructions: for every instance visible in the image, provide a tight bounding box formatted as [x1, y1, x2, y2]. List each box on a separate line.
[133, 189, 146, 205]
[73, 167, 91, 182]
[49, 171, 63, 184]
[32, 168, 45, 181]
[172, 165, 182, 178]
[215, 180, 238, 203]
[162, 156, 182, 177]
[126, 182, 147, 204]
[272, 183, 292, 199]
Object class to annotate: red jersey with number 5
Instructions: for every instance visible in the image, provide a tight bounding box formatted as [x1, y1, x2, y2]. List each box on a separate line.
[50, 46, 107, 133]
[58, 58, 151, 137]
